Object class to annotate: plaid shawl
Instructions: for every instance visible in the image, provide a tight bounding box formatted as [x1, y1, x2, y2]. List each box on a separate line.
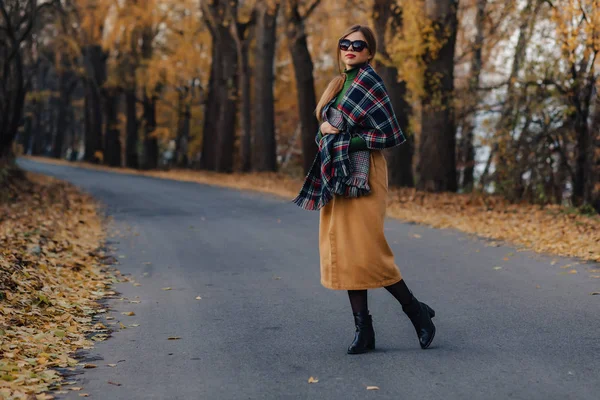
[293, 64, 406, 211]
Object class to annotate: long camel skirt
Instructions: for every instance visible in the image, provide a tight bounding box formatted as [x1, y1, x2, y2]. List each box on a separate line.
[319, 150, 402, 290]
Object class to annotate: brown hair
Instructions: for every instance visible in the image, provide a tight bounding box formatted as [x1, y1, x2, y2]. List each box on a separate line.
[315, 25, 377, 122]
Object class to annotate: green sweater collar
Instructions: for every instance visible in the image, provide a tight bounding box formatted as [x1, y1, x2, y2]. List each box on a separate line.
[344, 65, 361, 81]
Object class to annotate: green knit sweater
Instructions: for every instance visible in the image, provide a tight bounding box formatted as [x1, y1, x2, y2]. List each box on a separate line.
[316, 67, 368, 152]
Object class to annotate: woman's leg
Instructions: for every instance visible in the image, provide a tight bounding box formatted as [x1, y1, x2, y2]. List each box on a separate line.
[383, 279, 413, 306]
[385, 279, 436, 349]
[347, 290, 368, 314]
[346, 290, 375, 354]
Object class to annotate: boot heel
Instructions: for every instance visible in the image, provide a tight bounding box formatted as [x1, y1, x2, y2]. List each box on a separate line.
[368, 338, 375, 350]
[426, 305, 435, 318]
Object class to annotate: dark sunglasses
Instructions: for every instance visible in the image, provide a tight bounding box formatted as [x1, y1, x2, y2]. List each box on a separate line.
[338, 39, 368, 52]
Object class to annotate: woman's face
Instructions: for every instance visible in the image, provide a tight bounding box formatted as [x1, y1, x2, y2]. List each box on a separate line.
[340, 31, 372, 70]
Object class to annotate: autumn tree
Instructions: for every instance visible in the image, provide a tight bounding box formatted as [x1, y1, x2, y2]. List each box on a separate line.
[417, 0, 460, 192]
[372, 0, 414, 187]
[283, 0, 322, 175]
[0, 0, 58, 161]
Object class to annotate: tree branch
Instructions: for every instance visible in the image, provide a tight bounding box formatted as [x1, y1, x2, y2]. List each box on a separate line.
[302, 0, 321, 20]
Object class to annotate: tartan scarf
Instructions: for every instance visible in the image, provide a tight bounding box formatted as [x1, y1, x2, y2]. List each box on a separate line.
[293, 64, 406, 211]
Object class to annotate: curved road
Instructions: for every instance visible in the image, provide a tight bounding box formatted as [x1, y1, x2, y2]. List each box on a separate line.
[20, 159, 600, 400]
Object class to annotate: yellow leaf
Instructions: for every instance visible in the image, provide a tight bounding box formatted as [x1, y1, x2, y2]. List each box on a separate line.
[162, 287, 172, 291]
[366, 386, 380, 390]
[121, 312, 135, 316]
[308, 376, 319, 383]
[70, 387, 83, 391]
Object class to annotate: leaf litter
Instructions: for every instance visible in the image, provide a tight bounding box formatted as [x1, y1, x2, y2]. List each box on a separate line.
[0, 172, 118, 398]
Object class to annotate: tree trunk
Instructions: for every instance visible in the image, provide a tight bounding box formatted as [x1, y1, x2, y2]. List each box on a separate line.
[142, 92, 159, 170]
[590, 96, 600, 212]
[417, 0, 459, 192]
[373, 0, 414, 187]
[104, 89, 122, 167]
[285, 0, 319, 175]
[53, 71, 76, 159]
[214, 23, 238, 173]
[83, 45, 106, 163]
[458, 0, 486, 191]
[239, 39, 252, 171]
[125, 88, 139, 168]
[200, 38, 221, 170]
[30, 98, 44, 155]
[175, 88, 191, 167]
[140, 27, 159, 170]
[253, 1, 279, 172]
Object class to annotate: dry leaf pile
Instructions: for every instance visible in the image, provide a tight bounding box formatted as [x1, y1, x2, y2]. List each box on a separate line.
[25, 156, 600, 262]
[0, 171, 113, 399]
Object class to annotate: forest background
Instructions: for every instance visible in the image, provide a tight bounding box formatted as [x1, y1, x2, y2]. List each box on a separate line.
[1, 0, 599, 212]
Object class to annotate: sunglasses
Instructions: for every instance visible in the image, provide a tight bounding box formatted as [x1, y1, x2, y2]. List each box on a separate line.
[338, 39, 368, 52]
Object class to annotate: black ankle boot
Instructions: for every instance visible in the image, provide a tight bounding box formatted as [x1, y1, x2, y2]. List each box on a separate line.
[347, 311, 375, 354]
[402, 296, 436, 349]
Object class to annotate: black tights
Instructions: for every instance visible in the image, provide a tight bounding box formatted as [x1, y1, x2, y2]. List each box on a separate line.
[347, 279, 413, 314]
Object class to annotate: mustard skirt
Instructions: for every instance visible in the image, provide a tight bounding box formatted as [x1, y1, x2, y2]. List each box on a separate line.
[319, 150, 402, 290]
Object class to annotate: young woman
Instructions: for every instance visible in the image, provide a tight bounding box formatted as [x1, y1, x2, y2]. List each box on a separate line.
[294, 25, 436, 354]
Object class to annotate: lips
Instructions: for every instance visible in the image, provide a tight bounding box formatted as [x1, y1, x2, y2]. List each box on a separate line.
[345, 54, 355, 59]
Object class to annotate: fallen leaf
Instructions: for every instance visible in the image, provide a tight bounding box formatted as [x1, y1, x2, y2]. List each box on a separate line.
[105, 316, 115, 320]
[107, 381, 122, 386]
[119, 322, 127, 329]
[70, 387, 83, 391]
[83, 364, 96, 369]
[568, 269, 578, 274]
[79, 394, 89, 397]
[130, 324, 140, 327]
[162, 287, 172, 291]
[36, 393, 54, 400]
[412, 234, 422, 238]
[195, 296, 202, 300]
[503, 257, 509, 261]
[590, 292, 600, 295]
[121, 312, 135, 316]
[308, 376, 319, 384]
[493, 266, 502, 270]
[366, 386, 380, 390]
[107, 364, 117, 367]
[133, 283, 142, 287]
[130, 300, 141, 304]
[167, 336, 181, 340]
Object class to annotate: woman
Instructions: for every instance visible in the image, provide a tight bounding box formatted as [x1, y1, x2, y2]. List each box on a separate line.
[293, 25, 436, 354]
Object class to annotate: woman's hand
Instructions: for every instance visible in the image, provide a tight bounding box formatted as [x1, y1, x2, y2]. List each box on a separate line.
[320, 121, 340, 135]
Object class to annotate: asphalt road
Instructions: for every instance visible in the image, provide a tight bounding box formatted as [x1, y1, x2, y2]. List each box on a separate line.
[19, 158, 600, 400]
